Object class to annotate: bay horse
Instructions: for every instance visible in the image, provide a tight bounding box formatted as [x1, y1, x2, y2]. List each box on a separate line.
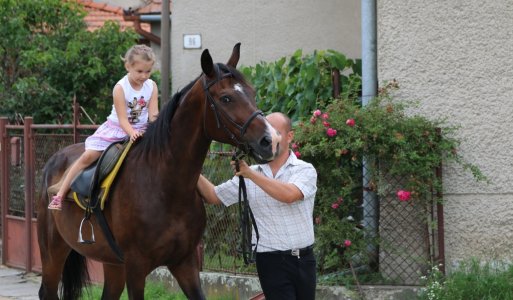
[37, 43, 280, 300]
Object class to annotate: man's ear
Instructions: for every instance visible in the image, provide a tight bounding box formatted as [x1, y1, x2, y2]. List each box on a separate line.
[287, 130, 295, 144]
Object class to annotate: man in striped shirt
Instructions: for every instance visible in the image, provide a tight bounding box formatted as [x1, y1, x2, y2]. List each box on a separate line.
[197, 112, 318, 300]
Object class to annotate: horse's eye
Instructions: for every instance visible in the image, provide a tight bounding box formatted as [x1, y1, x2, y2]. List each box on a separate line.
[220, 96, 231, 103]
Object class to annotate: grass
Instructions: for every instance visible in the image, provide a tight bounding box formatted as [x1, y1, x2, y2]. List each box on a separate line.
[419, 259, 513, 300]
[81, 280, 234, 300]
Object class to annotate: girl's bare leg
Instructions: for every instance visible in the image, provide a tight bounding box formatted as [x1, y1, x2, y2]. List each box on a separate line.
[48, 150, 102, 210]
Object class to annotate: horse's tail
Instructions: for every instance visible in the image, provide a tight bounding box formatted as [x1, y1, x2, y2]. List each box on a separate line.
[61, 249, 90, 300]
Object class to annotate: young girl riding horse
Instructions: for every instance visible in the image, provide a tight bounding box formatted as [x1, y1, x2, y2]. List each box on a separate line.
[48, 44, 159, 210]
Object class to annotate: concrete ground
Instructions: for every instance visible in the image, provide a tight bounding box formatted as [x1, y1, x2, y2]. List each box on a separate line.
[0, 265, 40, 300]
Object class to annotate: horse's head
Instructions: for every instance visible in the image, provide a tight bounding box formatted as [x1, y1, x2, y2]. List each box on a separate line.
[201, 43, 280, 163]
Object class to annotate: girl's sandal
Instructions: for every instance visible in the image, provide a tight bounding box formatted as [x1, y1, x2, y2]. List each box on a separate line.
[48, 195, 63, 211]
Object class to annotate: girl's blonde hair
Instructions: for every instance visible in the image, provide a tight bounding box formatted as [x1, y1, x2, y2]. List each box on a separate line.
[122, 44, 156, 65]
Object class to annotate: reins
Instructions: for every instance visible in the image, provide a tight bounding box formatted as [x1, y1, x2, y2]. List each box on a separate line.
[232, 151, 260, 265]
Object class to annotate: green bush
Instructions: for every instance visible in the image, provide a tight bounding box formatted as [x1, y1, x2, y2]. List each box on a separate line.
[0, 0, 139, 124]
[241, 49, 361, 122]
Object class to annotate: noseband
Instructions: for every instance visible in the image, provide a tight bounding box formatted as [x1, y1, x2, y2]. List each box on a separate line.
[202, 64, 263, 151]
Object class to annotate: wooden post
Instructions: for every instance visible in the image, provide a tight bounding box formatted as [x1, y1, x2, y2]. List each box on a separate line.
[73, 95, 79, 144]
[332, 68, 341, 98]
[435, 128, 445, 274]
[0, 117, 9, 265]
[24, 117, 34, 272]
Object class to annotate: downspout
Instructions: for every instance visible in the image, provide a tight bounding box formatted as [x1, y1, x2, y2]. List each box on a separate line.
[123, 14, 161, 45]
[161, 0, 171, 106]
[361, 0, 379, 267]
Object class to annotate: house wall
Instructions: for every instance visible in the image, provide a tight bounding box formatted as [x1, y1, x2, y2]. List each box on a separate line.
[170, 0, 361, 91]
[377, 0, 513, 268]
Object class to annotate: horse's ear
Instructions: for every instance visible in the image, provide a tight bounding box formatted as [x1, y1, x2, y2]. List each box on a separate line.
[226, 43, 241, 68]
[201, 49, 215, 78]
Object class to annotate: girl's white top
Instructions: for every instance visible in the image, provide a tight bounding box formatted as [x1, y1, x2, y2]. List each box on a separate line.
[107, 75, 154, 126]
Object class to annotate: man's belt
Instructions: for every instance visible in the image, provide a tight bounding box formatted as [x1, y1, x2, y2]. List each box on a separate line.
[265, 245, 313, 258]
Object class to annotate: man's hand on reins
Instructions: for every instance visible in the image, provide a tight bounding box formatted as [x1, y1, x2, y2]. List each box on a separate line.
[231, 160, 252, 178]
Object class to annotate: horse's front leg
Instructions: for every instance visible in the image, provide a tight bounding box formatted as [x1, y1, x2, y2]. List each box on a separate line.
[101, 264, 126, 300]
[168, 251, 206, 300]
[124, 259, 151, 300]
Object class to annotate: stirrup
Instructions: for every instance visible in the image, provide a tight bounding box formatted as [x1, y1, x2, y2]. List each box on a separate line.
[78, 217, 96, 244]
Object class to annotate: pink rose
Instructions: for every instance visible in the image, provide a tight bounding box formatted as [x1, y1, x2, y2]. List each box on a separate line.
[397, 190, 411, 202]
[310, 116, 317, 124]
[326, 128, 337, 137]
[321, 113, 329, 120]
[344, 240, 352, 247]
[331, 203, 339, 209]
[313, 109, 322, 117]
[322, 121, 330, 128]
[346, 118, 355, 127]
[292, 143, 298, 150]
[294, 151, 301, 158]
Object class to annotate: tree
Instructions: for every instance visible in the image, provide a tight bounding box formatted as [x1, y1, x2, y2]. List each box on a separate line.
[0, 0, 138, 123]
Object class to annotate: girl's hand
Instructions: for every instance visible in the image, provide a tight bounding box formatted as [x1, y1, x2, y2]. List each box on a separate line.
[130, 130, 143, 142]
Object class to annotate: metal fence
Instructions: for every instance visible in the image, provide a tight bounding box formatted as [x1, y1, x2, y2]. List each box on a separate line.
[375, 170, 443, 285]
[0, 117, 443, 285]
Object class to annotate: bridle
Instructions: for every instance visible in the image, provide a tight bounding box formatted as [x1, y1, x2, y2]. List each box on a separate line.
[202, 64, 263, 153]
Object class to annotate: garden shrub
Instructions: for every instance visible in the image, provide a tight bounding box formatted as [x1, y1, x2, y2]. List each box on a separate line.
[241, 49, 361, 122]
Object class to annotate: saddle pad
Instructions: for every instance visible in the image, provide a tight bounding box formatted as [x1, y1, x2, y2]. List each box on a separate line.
[98, 140, 134, 210]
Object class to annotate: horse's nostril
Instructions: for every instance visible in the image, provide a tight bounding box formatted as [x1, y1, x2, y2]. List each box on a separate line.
[259, 135, 271, 147]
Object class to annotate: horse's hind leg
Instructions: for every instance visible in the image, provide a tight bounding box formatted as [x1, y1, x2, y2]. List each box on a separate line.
[38, 209, 72, 299]
[38, 239, 71, 300]
[168, 253, 206, 300]
[101, 264, 126, 300]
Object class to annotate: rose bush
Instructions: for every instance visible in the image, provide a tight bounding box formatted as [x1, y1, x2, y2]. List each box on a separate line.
[293, 81, 486, 276]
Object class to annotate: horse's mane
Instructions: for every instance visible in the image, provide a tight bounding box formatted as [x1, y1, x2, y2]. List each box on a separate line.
[132, 76, 198, 157]
[132, 63, 249, 157]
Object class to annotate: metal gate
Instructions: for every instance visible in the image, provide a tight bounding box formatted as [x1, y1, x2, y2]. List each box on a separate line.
[0, 107, 99, 276]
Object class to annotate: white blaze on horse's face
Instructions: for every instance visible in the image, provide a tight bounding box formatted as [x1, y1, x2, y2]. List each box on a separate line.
[264, 120, 282, 158]
[233, 83, 244, 93]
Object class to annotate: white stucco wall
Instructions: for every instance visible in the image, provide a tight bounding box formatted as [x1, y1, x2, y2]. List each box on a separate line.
[377, 0, 513, 267]
[170, 0, 361, 91]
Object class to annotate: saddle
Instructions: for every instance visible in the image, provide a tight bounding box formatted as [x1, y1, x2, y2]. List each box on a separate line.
[71, 139, 132, 211]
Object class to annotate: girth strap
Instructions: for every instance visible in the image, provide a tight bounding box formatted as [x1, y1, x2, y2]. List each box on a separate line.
[93, 205, 124, 262]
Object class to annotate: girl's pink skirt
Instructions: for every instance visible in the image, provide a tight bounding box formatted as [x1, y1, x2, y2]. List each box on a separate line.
[85, 120, 147, 151]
